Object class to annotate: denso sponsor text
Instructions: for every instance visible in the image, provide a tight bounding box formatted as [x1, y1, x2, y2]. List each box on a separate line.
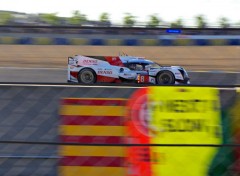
[82, 59, 97, 64]
[98, 70, 112, 74]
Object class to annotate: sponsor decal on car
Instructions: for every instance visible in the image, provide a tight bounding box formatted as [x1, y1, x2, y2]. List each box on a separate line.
[97, 70, 113, 74]
[82, 60, 98, 64]
[149, 76, 155, 84]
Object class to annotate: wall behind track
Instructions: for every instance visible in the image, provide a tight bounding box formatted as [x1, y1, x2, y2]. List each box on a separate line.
[0, 34, 240, 46]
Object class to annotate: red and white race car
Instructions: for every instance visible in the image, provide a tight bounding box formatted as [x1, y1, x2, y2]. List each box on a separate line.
[67, 54, 190, 85]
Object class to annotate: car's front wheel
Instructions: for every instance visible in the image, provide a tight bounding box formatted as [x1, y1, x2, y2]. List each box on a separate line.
[156, 71, 175, 84]
[78, 68, 96, 84]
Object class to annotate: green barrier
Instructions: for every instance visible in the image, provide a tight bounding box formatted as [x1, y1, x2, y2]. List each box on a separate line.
[210, 90, 240, 175]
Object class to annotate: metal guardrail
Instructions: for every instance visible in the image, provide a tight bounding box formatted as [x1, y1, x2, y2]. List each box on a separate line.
[0, 25, 240, 35]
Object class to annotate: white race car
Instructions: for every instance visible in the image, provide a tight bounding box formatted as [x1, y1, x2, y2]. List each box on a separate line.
[67, 54, 190, 85]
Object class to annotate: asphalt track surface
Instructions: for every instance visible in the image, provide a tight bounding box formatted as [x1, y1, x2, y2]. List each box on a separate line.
[0, 67, 239, 86]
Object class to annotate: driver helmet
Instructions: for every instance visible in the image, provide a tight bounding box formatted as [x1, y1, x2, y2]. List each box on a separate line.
[145, 64, 151, 70]
[129, 64, 136, 70]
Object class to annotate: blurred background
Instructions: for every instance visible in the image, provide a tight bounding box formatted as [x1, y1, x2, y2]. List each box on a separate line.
[0, 5, 239, 74]
[0, 8, 239, 84]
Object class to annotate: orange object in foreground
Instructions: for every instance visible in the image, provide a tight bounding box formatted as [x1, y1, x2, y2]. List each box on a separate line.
[125, 88, 152, 176]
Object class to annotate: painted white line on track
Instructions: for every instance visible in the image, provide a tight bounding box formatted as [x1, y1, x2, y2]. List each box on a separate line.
[218, 87, 240, 90]
[0, 83, 142, 89]
[0, 83, 238, 89]
[188, 71, 240, 74]
[0, 67, 66, 70]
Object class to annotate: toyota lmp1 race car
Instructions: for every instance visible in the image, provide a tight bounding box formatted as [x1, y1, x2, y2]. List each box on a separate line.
[67, 54, 190, 85]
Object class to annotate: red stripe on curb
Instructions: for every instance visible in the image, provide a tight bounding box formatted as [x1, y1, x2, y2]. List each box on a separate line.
[61, 115, 123, 126]
[61, 99, 126, 106]
[59, 156, 125, 167]
[60, 135, 124, 144]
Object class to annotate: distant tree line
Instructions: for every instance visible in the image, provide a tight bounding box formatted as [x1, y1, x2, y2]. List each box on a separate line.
[0, 10, 235, 28]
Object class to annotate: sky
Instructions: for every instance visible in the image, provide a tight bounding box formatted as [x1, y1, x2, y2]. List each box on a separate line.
[0, 0, 239, 26]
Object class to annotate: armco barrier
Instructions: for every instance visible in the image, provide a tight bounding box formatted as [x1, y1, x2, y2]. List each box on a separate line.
[0, 36, 240, 46]
[0, 84, 239, 176]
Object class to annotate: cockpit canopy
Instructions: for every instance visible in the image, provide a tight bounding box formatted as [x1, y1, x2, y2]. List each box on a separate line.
[123, 59, 160, 71]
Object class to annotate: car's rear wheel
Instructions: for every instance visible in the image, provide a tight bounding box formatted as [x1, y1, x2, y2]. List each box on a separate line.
[78, 68, 96, 84]
[156, 71, 175, 84]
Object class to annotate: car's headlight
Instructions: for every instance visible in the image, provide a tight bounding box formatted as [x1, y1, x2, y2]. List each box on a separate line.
[179, 68, 189, 78]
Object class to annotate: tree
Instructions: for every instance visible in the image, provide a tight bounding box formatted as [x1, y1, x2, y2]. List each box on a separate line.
[0, 11, 13, 25]
[147, 14, 161, 27]
[218, 17, 230, 28]
[39, 13, 60, 25]
[123, 13, 136, 27]
[69, 10, 87, 25]
[99, 12, 110, 22]
[170, 19, 184, 28]
[195, 15, 207, 28]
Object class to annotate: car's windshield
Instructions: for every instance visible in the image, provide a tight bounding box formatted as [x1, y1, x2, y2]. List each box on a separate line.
[125, 63, 148, 71]
[149, 62, 161, 68]
[124, 61, 162, 70]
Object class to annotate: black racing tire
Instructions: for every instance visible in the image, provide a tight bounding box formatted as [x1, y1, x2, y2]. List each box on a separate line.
[77, 68, 96, 84]
[156, 71, 175, 84]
